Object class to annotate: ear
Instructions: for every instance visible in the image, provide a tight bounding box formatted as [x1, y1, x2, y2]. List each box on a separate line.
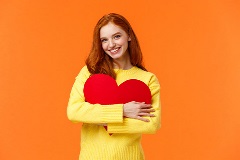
[128, 36, 131, 41]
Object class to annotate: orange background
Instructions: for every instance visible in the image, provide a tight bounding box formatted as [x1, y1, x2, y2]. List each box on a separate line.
[1, 0, 240, 160]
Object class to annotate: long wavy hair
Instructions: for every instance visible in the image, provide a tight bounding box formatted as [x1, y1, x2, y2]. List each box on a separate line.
[85, 13, 147, 79]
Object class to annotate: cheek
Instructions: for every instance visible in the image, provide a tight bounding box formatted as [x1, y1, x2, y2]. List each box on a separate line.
[118, 38, 128, 46]
[102, 43, 108, 51]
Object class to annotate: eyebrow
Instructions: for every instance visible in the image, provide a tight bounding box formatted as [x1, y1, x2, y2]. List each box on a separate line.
[100, 32, 122, 39]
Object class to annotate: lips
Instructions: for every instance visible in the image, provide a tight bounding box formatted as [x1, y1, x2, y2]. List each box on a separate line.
[109, 47, 121, 54]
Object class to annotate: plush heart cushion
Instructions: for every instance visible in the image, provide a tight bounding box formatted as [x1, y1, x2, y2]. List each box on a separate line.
[83, 74, 152, 134]
[83, 74, 151, 104]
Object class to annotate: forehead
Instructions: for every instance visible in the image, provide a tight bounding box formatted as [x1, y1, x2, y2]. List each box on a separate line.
[100, 22, 126, 38]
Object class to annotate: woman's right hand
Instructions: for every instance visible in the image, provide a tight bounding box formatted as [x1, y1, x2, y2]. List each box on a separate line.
[123, 101, 155, 122]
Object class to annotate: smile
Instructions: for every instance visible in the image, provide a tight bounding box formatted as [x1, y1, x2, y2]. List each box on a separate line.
[109, 47, 120, 54]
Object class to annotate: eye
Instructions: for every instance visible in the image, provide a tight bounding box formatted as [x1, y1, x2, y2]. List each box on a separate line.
[101, 39, 107, 43]
[114, 35, 121, 39]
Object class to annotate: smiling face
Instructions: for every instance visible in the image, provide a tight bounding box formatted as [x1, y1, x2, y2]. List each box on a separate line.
[100, 22, 131, 61]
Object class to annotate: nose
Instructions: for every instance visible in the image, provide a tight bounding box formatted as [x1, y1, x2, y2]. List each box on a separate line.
[108, 39, 115, 48]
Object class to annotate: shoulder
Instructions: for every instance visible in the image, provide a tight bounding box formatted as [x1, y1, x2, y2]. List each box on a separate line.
[79, 65, 89, 74]
[135, 67, 159, 81]
[138, 67, 156, 77]
[141, 69, 161, 93]
[76, 65, 91, 81]
[134, 67, 161, 89]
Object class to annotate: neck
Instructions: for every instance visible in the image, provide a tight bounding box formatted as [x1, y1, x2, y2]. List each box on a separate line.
[113, 53, 133, 70]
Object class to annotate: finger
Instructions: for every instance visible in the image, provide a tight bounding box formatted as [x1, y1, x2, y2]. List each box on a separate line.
[140, 104, 152, 109]
[134, 101, 146, 104]
[138, 113, 149, 116]
[141, 109, 155, 113]
[135, 116, 150, 122]
[134, 101, 143, 104]
[149, 114, 156, 117]
[138, 113, 156, 117]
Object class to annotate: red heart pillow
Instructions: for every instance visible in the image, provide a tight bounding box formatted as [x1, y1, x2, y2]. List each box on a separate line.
[83, 74, 152, 134]
[83, 74, 151, 105]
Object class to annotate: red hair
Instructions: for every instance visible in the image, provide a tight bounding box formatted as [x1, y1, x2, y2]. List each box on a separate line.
[85, 13, 147, 79]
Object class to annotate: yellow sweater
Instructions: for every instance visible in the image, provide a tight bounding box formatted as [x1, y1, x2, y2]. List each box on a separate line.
[67, 66, 161, 160]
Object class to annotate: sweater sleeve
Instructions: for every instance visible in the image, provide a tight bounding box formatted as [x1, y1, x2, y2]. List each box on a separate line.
[107, 74, 161, 134]
[67, 66, 123, 124]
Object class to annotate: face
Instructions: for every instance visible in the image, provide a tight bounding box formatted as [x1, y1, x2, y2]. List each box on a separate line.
[100, 22, 131, 61]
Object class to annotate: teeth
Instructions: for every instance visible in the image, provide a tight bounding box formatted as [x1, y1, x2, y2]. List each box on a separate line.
[110, 48, 119, 53]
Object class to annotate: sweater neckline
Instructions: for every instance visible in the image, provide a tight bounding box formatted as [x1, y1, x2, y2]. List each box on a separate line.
[114, 66, 138, 75]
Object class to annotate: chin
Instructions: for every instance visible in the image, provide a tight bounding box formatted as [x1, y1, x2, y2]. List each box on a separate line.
[107, 52, 123, 59]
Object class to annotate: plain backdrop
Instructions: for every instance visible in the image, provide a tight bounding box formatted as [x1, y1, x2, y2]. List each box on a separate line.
[0, 0, 240, 160]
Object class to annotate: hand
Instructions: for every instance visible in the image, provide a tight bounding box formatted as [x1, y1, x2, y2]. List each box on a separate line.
[123, 101, 155, 122]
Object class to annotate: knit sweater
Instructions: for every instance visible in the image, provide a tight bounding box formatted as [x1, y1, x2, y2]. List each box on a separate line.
[67, 66, 161, 160]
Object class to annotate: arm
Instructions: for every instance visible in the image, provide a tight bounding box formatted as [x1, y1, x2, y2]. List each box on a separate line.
[107, 74, 161, 134]
[67, 66, 123, 124]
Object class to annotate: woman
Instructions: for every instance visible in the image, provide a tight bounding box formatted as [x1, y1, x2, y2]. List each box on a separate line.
[67, 13, 161, 160]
